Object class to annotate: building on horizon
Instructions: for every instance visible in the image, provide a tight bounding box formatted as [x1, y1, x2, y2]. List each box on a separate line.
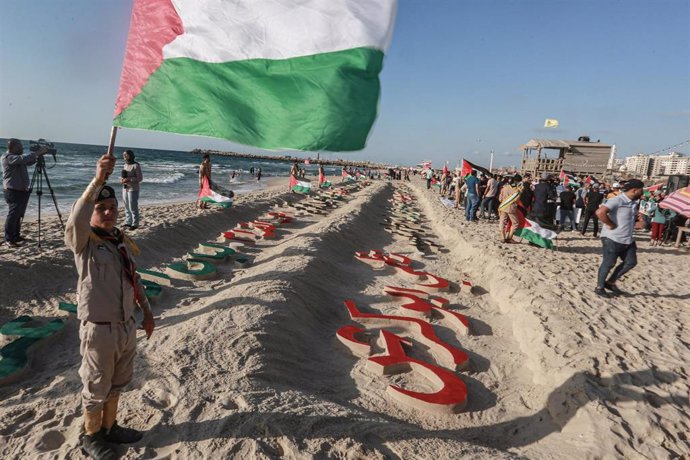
[624, 151, 689, 179]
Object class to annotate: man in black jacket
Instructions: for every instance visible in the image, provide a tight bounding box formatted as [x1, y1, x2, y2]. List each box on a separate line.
[531, 173, 557, 229]
[581, 184, 604, 237]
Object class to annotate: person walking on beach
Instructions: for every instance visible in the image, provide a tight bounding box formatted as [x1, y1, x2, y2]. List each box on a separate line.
[256, 167, 262, 181]
[452, 171, 462, 209]
[531, 173, 556, 229]
[574, 182, 589, 230]
[2, 138, 46, 247]
[65, 153, 155, 459]
[581, 184, 603, 237]
[424, 168, 433, 189]
[120, 150, 143, 230]
[519, 173, 533, 215]
[594, 179, 644, 297]
[558, 184, 576, 231]
[197, 154, 212, 209]
[498, 174, 521, 243]
[464, 170, 480, 222]
[479, 174, 498, 220]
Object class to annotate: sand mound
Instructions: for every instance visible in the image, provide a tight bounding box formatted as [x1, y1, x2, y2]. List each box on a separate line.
[1, 178, 688, 459]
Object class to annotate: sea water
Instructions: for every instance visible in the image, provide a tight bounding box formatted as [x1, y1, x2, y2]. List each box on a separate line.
[0, 139, 341, 219]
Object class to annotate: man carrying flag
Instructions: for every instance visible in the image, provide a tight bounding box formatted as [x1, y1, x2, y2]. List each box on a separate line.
[498, 174, 522, 243]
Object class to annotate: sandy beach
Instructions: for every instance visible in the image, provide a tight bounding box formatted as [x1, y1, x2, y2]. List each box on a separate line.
[1, 176, 688, 459]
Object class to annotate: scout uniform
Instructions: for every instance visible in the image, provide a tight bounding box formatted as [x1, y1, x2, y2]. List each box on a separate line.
[65, 180, 151, 459]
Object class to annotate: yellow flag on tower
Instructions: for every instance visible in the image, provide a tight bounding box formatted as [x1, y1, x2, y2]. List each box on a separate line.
[544, 119, 559, 128]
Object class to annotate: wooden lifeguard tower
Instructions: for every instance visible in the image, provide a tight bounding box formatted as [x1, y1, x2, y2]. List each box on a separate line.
[520, 137, 614, 178]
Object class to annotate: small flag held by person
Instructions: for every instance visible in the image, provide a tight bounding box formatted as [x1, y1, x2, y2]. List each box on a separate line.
[544, 119, 559, 128]
[198, 177, 234, 208]
[289, 176, 312, 194]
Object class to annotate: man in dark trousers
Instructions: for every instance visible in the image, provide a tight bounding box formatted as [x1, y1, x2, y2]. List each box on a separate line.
[531, 172, 557, 229]
[558, 185, 577, 231]
[581, 184, 604, 237]
[594, 179, 644, 298]
[1, 139, 46, 247]
[519, 173, 533, 213]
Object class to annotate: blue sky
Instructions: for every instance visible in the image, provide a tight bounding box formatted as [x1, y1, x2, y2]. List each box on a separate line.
[1, 0, 688, 167]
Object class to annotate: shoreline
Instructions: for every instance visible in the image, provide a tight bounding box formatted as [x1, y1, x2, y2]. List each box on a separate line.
[4, 175, 298, 224]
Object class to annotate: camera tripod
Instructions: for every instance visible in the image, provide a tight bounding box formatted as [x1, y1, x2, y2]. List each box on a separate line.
[28, 155, 64, 248]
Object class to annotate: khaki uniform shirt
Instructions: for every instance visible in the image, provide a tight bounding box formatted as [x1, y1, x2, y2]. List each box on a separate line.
[65, 179, 150, 323]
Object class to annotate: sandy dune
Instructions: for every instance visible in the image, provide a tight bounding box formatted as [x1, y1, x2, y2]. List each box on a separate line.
[0, 177, 688, 459]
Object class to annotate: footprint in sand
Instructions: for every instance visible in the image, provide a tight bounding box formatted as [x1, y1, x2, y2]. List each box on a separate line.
[142, 386, 179, 410]
[218, 395, 238, 410]
[34, 430, 65, 452]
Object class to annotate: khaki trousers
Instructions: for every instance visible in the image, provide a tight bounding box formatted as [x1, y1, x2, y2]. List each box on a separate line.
[79, 318, 136, 412]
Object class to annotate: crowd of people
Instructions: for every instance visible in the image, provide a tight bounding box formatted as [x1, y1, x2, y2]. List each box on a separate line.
[426, 168, 683, 243]
[421, 166, 687, 298]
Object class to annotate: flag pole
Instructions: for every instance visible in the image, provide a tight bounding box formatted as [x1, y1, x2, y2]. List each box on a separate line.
[106, 126, 118, 157]
[104, 126, 118, 182]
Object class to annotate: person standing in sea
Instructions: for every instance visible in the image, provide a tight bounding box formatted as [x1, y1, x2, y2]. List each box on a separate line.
[197, 154, 212, 209]
[120, 150, 143, 230]
[594, 179, 644, 298]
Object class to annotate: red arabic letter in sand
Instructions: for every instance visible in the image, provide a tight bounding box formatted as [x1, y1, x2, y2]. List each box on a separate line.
[367, 329, 468, 413]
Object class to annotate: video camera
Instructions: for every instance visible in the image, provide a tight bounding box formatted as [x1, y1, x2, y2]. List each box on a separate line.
[29, 139, 57, 162]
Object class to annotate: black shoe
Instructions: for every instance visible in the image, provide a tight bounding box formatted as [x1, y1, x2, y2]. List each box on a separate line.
[81, 432, 117, 459]
[102, 423, 143, 444]
[129, 226, 138, 230]
[4, 240, 23, 248]
[594, 287, 611, 298]
[605, 282, 624, 296]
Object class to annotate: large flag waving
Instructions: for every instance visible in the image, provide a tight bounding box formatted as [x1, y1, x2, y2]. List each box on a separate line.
[461, 159, 492, 178]
[114, 0, 397, 152]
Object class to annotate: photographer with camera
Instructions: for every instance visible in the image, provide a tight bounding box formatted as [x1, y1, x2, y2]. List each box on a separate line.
[65, 153, 154, 458]
[120, 149, 143, 230]
[1, 138, 46, 247]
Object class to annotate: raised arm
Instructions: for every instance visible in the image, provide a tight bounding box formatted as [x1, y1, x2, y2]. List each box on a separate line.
[64, 154, 115, 253]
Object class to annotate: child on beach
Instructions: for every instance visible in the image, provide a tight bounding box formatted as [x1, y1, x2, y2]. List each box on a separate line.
[649, 199, 676, 246]
[197, 154, 211, 209]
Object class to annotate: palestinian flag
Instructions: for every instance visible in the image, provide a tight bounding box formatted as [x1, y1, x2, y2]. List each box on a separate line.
[559, 169, 580, 188]
[318, 171, 332, 189]
[512, 210, 557, 249]
[290, 176, 312, 194]
[198, 177, 233, 208]
[461, 159, 492, 178]
[113, 0, 398, 152]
